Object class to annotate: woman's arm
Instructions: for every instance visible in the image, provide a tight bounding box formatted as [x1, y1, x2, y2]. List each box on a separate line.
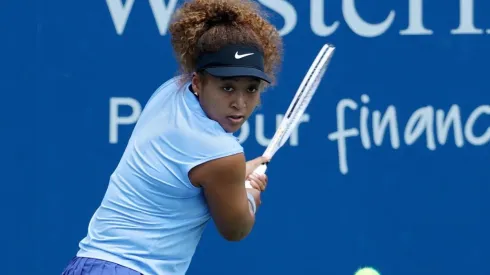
[189, 153, 258, 241]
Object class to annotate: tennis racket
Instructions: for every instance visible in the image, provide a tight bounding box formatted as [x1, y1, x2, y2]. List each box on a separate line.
[245, 44, 336, 188]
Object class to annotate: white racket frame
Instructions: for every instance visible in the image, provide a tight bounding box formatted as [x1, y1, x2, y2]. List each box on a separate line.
[245, 44, 336, 188]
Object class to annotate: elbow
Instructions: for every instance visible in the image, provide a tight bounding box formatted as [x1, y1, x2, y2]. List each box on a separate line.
[220, 229, 250, 242]
[218, 217, 255, 242]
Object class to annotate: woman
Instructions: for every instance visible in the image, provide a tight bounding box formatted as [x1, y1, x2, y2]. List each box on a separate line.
[62, 0, 283, 274]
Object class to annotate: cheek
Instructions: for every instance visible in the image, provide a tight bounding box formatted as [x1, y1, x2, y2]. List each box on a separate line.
[201, 89, 228, 114]
[247, 93, 261, 107]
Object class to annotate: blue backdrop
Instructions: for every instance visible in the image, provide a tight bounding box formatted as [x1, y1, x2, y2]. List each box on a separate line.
[3, 0, 489, 274]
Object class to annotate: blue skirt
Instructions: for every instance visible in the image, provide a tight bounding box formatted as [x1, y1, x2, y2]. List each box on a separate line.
[62, 257, 142, 275]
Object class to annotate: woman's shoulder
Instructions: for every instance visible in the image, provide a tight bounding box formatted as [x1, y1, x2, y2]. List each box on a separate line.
[152, 123, 244, 176]
[163, 125, 243, 156]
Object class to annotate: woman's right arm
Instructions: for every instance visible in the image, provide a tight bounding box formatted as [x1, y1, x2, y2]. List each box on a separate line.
[188, 153, 258, 241]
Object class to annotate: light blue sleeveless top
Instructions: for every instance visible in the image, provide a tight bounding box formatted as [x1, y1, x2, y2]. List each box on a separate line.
[77, 76, 244, 275]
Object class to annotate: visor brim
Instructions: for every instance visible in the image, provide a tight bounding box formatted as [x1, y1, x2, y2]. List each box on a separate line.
[204, 67, 271, 84]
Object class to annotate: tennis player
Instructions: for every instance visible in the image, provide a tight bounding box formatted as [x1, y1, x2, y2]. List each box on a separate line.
[61, 0, 283, 274]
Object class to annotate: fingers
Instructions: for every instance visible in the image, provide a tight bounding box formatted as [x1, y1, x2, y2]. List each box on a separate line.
[247, 173, 268, 191]
[250, 156, 270, 168]
[246, 159, 263, 173]
[246, 156, 271, 176]
[248, 179, 261, 191]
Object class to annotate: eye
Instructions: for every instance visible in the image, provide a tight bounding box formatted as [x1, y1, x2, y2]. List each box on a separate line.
[247, 87, 259, 93]
[223, 86, 234, 92]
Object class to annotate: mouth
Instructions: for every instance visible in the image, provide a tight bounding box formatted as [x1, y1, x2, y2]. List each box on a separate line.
[227, 115, 245, 124]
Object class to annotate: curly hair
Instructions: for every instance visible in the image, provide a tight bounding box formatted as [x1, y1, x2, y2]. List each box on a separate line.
[168, 0, 283, 85]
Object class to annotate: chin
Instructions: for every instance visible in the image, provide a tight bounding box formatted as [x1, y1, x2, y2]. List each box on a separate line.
[223, 125, 241, 133]
[220, 122, 242, 133]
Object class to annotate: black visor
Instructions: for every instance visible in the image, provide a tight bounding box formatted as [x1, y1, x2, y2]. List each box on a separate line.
[195, 45, 271, 83]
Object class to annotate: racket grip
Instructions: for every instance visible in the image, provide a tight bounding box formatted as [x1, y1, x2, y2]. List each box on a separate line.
[244, 164, 268, 189]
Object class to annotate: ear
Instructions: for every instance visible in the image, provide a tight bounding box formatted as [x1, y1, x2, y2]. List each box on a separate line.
[191, 72, 201, 96]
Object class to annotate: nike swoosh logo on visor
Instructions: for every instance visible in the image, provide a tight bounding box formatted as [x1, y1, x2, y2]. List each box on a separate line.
[235, 52, 254, 59]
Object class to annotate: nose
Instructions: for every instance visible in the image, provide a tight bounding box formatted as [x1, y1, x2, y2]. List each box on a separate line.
[231, 92, 246, 110]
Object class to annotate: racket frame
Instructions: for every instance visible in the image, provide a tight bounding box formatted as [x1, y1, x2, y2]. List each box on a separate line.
[245, 44, 336, 188]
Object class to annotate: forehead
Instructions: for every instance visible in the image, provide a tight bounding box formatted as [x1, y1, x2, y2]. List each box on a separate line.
[208, 74, 261, 85]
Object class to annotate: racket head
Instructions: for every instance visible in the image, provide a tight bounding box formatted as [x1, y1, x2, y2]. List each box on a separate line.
[277, 45, 335, 145]
[263, 44, 336, 159]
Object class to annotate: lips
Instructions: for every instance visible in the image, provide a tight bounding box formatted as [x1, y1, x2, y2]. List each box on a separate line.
[227, 115, 244, 124]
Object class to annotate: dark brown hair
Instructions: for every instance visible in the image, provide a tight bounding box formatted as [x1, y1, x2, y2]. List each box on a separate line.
[169, 0, 283, 85]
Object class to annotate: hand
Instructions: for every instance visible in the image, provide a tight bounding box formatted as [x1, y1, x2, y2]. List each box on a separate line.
[245, 156, 270, 192]
[247, 173, 268, 191]
[245, 156, 270, 177]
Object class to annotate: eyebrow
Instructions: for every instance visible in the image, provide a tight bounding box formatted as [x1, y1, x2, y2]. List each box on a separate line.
[219, 77, 261, 83]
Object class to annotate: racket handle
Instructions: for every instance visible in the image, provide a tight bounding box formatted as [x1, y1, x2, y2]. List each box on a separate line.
[244, 163, 268, 188]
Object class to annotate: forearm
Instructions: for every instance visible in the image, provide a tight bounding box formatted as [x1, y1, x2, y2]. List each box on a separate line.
[221, 207, 255, 241]
[213, 191, 256, 242]
[226, 190, 257, 241]
[231, 191, 258, 240]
